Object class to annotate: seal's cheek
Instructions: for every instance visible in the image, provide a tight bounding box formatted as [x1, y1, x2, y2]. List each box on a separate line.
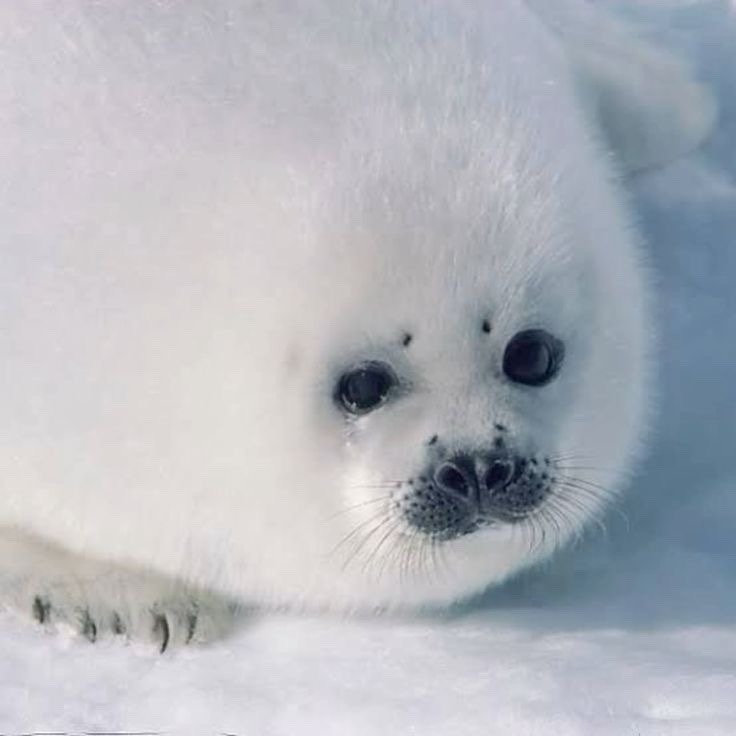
[340, 397, 440, 481]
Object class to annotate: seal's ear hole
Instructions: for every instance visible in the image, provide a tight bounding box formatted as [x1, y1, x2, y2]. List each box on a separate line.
[526, 1, 715, 173]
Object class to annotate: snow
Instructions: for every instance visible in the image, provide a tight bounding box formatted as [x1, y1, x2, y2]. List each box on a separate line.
[2, 1, 735, 734]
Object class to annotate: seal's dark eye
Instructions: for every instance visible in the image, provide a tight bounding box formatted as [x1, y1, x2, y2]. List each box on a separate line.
[337, 363, 396, 414]
[503, 329, 564, 386]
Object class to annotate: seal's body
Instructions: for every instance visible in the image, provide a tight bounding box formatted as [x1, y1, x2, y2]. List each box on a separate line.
[0, 1, 713, 647]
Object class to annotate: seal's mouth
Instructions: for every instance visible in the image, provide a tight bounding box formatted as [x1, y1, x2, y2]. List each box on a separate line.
[402, 501, 552, 543]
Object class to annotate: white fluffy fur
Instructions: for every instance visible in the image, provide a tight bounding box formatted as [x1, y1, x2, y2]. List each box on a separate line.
[0, 0, 713, 645]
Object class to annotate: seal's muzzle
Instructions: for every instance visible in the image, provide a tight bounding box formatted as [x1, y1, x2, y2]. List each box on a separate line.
[404, 450, 551, 537]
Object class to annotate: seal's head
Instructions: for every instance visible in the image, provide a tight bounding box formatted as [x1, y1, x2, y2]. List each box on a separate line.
[299, 149, 649, 609]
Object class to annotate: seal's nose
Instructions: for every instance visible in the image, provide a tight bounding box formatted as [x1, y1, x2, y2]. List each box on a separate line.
[403, 450, 527, 536]
[434, 455, 478, 499]
[484, 457, 515, 491]
[434, 453, 516, 502]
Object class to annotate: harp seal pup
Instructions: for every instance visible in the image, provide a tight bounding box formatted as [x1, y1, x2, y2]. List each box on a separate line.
[0, 0, 714, 649]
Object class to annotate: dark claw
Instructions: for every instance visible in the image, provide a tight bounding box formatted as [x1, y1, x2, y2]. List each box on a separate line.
[153, 613, 170, 653]
[32, 596, 51, 624]
[185, 611, 198, 645]
[81, 610, 97, 642]
[111, 612, 125, 635]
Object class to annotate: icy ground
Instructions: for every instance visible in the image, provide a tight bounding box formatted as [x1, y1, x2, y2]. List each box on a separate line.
[2, 2, 735, 734]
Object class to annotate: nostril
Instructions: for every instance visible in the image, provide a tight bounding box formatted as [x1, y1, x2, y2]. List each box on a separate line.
[485, 460, 514, 490]
[435, 462, 473, 497]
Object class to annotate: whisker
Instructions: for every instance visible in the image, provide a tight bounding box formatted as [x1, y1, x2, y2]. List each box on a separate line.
[548, 452, 602, 462]
[397, 529, 416, 584]
[377, 522, 409, 583]
[553, 465, 624, 482]
[362, 517, 403, 580]
[329, 508, 389, 558]
[401, 527, 427, 585]
[339, 514, 395, 573]
[546, 495, 586, 541]
[421, 535, 434, 583]
[518, 512, 544, 556]
[559, 482, 631, 531]
[326, 495, 392, 521]
[416, 531, 432, 584]
[553, 465, 621, 474]
[539, 504, 563, 549]
[513, 515, 530, 555]
[523, 517, 539, 555]
[558, 495, 607, 541]
[552, 497, 585, 541]
[528, 513, 546, 555]
[554, 482, 611, 518]
[554, 486, 595, 517]
[552, 476, 628, 537]
[554, 474, 619, 500]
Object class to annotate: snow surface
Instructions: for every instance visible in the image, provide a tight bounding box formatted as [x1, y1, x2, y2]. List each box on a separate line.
[2, 1, 735, 734]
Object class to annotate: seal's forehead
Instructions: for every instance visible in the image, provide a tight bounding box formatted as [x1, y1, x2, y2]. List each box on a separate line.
[309, 132, 593, 295]
[313, 178, 587, 309]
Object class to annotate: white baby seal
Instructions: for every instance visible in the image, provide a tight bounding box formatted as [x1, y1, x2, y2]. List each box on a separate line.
[0, 0, 714, 648]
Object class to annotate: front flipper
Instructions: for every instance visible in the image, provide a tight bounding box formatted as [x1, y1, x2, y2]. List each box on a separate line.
[526, 0, 716, 173]
[0, 528, 237, 652]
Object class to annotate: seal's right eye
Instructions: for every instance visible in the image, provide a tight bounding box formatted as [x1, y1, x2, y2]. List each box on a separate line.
[337, 363, 396, 415]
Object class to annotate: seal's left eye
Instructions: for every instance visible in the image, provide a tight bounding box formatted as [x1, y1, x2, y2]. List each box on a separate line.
[337, 363, 396, 414]
[503, 329, 564, 387]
